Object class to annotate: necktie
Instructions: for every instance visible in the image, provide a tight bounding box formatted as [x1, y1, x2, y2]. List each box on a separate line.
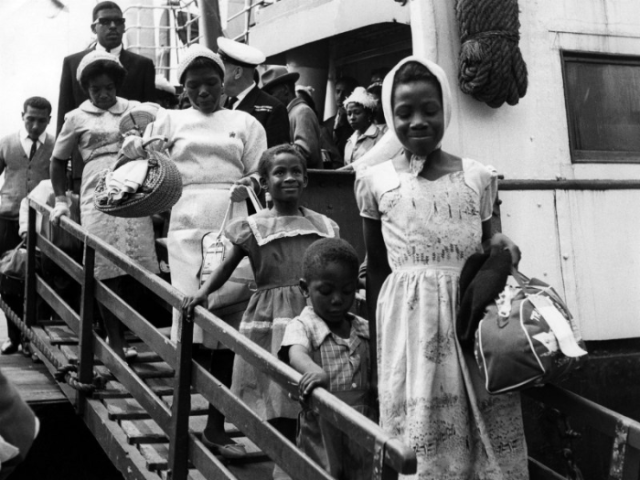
[28, 140, 37, 161]
[226, 96, 238, 109]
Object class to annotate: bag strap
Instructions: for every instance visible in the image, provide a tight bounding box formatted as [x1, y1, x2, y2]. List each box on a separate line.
[200, 185, 263, 255]
[510, 267, 530, 288]
[245, 184, 263, 212]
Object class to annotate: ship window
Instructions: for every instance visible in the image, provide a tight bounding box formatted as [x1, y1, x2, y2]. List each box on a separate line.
[562, 51, 640, 163]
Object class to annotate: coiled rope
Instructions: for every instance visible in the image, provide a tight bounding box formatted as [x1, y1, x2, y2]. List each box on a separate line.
[456, 0, 528, 108]
[0, 296, 101, 394]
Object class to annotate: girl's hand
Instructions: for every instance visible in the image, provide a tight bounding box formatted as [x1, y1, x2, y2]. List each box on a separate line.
[181, 289, 208, 319]
[299, 371, 329, 399]
[490, 233, 521, 267]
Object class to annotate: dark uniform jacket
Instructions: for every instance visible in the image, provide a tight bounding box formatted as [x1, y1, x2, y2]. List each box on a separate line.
[236, 86, 290, 148]
[56, 48, 156, 191]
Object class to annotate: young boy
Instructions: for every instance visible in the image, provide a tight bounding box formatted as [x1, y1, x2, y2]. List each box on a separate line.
[0, 97, 53, 354]
[278, 238, 373, 480]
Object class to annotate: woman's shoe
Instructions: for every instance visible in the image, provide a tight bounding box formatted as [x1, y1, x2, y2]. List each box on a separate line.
[201, 433, 247, 460]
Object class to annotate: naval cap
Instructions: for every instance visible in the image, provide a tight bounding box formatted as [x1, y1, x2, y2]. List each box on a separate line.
[217, 37, 265, 68]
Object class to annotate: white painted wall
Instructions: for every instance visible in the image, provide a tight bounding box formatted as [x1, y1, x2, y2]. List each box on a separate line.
[250, 0, 640, 340]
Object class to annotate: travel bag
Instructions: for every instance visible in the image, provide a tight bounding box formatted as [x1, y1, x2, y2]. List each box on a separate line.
[199, 186, 262, 349]
[474, 268, 587, 394]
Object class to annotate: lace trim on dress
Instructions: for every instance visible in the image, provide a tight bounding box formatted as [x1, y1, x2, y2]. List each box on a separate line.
[247, 208, 336, 246]
[409, 154, 427, 176]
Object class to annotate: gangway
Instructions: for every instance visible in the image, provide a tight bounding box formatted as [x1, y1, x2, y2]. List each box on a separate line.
[3, 183, 640, 480]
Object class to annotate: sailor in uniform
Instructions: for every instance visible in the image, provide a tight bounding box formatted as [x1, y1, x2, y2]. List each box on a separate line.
[217, 37, 291, 148]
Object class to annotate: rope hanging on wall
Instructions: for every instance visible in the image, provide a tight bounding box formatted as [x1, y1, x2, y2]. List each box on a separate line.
[455, 0, 528, 108]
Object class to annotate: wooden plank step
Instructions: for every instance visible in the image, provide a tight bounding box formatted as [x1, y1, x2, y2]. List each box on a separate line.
[92, 379, 176, 399]
[138, 444, 171, 472]
[60, 343, 162, 365]
[104, 394, 209, 421]
[44, 325, 79, 344]
[94, 362, 174, 382]
[149, 437, 269, 474]
[120, 416, 209, 444]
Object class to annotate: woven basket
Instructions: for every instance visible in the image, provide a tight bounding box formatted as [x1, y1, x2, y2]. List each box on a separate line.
[94, 148, 183, 218]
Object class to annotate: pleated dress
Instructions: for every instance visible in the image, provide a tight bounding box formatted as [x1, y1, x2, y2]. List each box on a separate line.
[228, 208, 339, 420]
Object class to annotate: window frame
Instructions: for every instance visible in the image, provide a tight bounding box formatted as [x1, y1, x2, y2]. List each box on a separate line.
[561, 50, 640, 164]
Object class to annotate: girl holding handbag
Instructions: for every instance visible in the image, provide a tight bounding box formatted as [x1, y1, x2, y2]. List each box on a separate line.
[182, 145, 339, 476]
[356, 57, 527, 479]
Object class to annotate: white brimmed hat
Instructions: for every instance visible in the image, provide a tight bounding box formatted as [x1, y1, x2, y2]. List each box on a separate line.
[344, 86, 378, 111]
[217, 37, 265, 67]
[77, 51, 122, 83]
[177, 44, 225, 84]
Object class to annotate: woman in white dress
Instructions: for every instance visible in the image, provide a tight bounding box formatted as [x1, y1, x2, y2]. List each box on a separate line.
[146, 45, 267, 458]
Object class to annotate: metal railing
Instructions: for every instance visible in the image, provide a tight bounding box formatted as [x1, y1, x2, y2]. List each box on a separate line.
[25, 198, 417, 480]
[123, 1, 201, 78]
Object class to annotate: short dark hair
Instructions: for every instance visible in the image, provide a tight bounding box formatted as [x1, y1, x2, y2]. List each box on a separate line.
[92, 1, 122, 21]
[180, 57, 224, 85]
[257, 144, 307, 179]
[371, 67, 390, 80]
[336, 76, 358, 93]
[303, 238, 359, 282]
[23, 97, 52, 116]
[392, 61, 441, 104]
[79, 60, 127, 93]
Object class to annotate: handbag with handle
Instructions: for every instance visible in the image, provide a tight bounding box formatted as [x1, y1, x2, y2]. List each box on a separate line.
[0, 240, 28, 296]
[199, 186, 262, 349]
[474, 268, 587, 394]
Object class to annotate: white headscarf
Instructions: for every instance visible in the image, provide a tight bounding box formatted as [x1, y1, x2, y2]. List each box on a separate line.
[381, 56, 452, 151]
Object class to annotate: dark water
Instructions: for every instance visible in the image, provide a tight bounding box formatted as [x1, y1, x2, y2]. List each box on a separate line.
[10, 403, 124, 480]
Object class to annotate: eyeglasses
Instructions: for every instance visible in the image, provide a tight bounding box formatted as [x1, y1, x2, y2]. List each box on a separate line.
[93, 17, 125, 27]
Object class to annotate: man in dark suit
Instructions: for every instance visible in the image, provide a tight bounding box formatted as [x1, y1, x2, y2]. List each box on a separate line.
[57, 1, 155, 191]
[217, 37, 290, 148]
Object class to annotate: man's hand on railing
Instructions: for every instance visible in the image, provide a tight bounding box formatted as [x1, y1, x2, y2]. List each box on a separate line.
[50, 196, 71, 226]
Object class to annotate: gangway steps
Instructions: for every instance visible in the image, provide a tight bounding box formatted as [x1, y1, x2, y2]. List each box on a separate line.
[33, 320, 275, 479]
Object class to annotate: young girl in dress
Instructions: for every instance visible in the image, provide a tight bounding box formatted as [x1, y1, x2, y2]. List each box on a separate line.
[182, 144, 339, 479]
[356, 56, 528, 479]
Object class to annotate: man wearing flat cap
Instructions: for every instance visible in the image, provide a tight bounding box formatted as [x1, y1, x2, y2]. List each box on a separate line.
[217, 37, 290, 148]
[262, 66, 322, 169]
[57, 1, 156, 192]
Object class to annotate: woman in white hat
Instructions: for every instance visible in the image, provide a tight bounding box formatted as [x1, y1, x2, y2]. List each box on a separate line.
[144, 44, 267, 458]
[50, 51, 159, 360]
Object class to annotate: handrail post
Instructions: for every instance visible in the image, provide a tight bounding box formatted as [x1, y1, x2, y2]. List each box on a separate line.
[168, 311, 194, 480]
[77, 242, 96, 414]
[24, 205, 37, 327]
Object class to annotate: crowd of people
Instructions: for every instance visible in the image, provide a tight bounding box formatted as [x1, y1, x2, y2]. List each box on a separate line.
[0, 1, 531, 479]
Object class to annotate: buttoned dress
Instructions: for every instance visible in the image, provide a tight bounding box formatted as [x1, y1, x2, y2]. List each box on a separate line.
[355, 156, 528, 480]
[227, 209, 339, 421]
[53, 98, 158, 280]
[279, 306, 374, 480]
[146, 107, 267, 343]
[343, 123, 384, 166]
